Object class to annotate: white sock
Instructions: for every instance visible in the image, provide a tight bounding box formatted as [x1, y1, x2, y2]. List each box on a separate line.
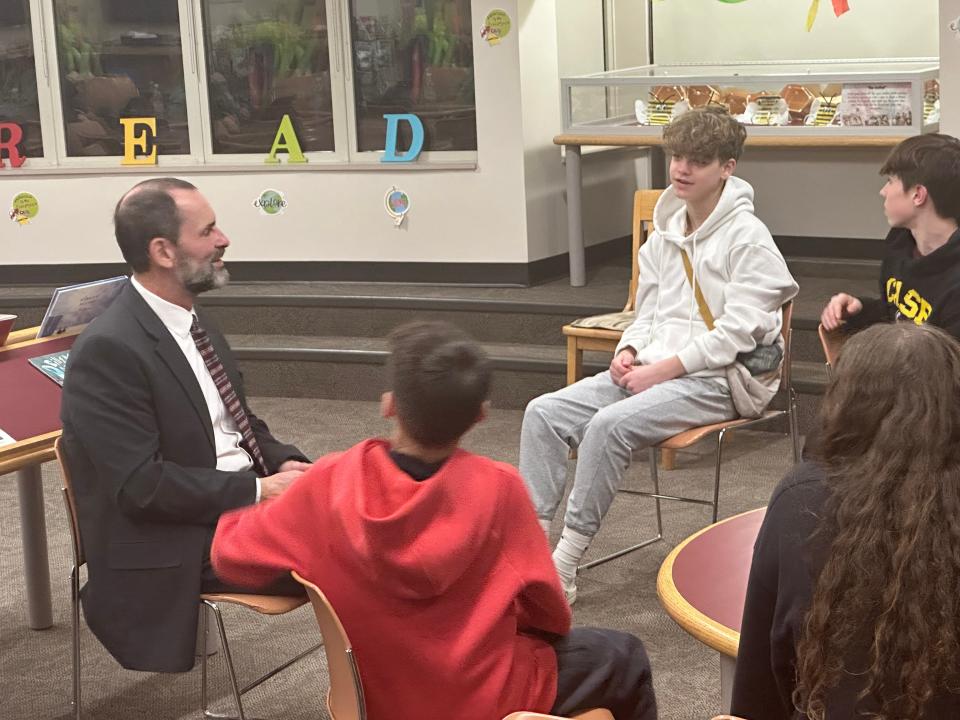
[538, 518, 552, 536]
[552, 526, 592, 584]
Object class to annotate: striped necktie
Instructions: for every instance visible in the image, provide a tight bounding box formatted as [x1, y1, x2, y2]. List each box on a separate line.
[189, 316, 269, 476]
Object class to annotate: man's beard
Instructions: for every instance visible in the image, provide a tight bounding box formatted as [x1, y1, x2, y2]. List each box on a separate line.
[176, 253, 229, 295]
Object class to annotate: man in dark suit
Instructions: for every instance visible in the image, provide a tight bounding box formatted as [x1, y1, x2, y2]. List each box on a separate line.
[60, 177, 311, 673]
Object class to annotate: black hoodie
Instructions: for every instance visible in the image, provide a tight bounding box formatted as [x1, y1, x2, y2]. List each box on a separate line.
[847, 226, 960, 337]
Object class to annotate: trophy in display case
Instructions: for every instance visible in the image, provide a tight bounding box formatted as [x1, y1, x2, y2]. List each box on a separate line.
[780, 84, 815, 125]
[718, 88, 749, 116]
[684, 85, 721, 109]
[740, 90, 790, 126]
[635, 85, 687, 126]
[924, 79, 940, 123]
[805, 84, 843, 126]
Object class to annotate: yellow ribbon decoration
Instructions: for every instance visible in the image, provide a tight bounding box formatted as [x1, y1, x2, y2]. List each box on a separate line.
[806, 0, 820, 31]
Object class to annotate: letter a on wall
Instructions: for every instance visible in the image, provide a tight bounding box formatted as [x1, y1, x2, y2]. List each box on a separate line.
[0, 122, 26, 168]
[265, 114, 307, 164]
[120, 117, 158, 166]
[382, 114, 424, 163]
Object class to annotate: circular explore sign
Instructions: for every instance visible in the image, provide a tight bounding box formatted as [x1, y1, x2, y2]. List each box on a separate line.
[253, 189, 288, 216]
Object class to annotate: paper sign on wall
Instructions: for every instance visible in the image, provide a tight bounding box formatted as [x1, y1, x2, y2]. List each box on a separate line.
[480, 9, 511, 45]
[120, 117, 158, 166]
[385, 186, 410, 227]
[254, 189, 288, 216]
[10, 192, 38, 226]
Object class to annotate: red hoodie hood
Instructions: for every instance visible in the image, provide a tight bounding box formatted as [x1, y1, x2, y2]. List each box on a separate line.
[327, 439, 496, 600]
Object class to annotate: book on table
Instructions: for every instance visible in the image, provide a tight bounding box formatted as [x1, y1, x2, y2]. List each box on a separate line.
[37, 276, 127, 338]
[28, 350, 70, 386]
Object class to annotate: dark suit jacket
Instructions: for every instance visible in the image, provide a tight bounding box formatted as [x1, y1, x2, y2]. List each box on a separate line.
[60, 282, 306, 672]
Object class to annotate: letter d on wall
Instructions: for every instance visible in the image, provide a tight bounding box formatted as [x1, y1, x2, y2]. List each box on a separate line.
[382, 114, 424, 162]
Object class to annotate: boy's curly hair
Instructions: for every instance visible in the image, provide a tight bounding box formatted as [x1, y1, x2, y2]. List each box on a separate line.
[662, 107, 746, 164]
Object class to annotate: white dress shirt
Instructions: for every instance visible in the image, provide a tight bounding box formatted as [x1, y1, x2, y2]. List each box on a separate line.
[130, 276, 261, 499]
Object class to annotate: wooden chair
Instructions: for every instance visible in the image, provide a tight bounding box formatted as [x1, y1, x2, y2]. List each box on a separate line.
[54, 437, 319, 720]
[293, 572, 613, 720]
[580, 302, 799, 571]
[818, 322, 846, 376]
[502, 711, 614, 720]
[562, 190, 681, 468]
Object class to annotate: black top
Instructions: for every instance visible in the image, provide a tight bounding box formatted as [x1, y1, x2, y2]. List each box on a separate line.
[847, 226, 960, 337]
[731, 461, 960, 718]
[389, 449, 446, 481]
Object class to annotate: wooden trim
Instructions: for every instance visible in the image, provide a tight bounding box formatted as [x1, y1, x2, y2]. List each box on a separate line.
[554, 133, 906, 148]
[1, 328, 79, 353]
[656, 508, 765, 658]
[0, 431, 61, 476]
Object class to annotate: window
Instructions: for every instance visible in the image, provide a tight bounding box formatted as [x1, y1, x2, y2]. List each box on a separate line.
[5, 0, 480, 169]
[201, 0, 335, 155]
[52, 0, 191, 157]
[349, 0, 476, 153]
[0, 0, 44, 157]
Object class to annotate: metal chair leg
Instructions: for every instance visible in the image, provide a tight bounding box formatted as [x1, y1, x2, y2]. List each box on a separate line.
[712, 429, 728, 524]
[70, 566, 81, 720]
[577, 449, 665, 571]
[649, 448, 663, 537]
[201, 600, 247, 720]
[788, 389, 800, 462]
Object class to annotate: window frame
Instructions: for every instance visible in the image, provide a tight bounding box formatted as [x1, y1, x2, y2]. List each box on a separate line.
[3, 0, 480, 171]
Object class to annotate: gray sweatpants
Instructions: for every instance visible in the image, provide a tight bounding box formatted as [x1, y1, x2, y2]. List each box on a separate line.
[519, 371, 736, 537]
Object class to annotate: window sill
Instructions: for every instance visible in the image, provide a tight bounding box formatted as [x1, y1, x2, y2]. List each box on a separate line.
[2, 161, 480, 177]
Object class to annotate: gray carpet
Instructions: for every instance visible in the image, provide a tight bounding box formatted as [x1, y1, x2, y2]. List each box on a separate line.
[0, 397, 796, 720]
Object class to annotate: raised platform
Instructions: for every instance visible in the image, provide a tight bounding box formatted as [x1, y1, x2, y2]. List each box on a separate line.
[1, 255, 875, 434]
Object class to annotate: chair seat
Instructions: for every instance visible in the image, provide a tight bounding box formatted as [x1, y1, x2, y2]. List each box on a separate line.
[566, 311, 636, 333]
[656, 409, 784, 450]
[200, 592, 308, 615]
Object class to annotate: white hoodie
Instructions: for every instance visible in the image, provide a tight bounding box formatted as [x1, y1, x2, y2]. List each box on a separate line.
[616, 176, 799, 385]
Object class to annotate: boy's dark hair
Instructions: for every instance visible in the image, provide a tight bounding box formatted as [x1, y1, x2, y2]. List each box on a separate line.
[387, 321, 491, 447]
[114, 177, 197, 272]
[880, 133, 960, 222]
[662, 106, 747, 164]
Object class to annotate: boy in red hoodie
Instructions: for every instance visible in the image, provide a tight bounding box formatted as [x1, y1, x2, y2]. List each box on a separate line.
[212, 321, 656, 720]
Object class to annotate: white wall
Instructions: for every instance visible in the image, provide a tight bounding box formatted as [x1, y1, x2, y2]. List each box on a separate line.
[653, 0, 938, 64]
[940, 0, 960, 137]
[3, 1, 536, 267]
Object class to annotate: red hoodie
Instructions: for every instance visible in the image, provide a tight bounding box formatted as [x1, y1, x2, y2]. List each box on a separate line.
[212, 439, 572, 720]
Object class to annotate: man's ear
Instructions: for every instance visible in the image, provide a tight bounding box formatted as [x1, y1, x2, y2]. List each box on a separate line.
[380, 391, 396, 419]
[912, 184, 929, 208]
[147, 237, 177, 270]
[475, 400, 489, 425]
[720, 158, 737, 180]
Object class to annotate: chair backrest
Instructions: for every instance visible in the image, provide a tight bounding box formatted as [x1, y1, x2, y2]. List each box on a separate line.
[54, 436, 85, 568]
[818, 322, 845, 374]
[625, 189, 664, 312]
[780, 300, 794, 391]
[292, 571, 366, 720]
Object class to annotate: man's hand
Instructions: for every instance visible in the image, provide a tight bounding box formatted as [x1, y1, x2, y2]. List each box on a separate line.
[619, 356, 685, 395]
[609, 348, 637, 383]
[278, 459, 312, 473]
[258, 470, 305, 501]
[821, 293, 863, 331]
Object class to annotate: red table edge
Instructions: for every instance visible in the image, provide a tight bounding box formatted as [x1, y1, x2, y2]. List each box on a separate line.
[656, 508, 766, 658]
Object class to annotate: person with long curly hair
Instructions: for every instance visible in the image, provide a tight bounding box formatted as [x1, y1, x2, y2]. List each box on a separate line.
[731, 321, 960, 719]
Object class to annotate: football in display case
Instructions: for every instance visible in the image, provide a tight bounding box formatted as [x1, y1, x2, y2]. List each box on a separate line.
[561, 60, 939, 137]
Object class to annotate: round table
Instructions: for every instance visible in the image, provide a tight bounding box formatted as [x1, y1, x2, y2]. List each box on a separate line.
[656, 508, 766, 711]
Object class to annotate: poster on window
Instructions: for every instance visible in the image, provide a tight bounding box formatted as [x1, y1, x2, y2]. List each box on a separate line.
[840, 83, 913, 127]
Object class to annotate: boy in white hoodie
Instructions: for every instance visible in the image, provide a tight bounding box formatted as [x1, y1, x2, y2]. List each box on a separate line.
[520, 108, 799, 603]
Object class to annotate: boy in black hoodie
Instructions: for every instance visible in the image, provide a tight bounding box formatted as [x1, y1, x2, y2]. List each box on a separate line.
[822, 133, 960, 336]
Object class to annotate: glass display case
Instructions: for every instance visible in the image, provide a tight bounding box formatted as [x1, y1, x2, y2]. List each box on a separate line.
[560, 59, 939, 138]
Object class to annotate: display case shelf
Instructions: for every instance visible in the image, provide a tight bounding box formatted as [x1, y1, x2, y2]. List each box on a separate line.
[560, 58, 939, 139]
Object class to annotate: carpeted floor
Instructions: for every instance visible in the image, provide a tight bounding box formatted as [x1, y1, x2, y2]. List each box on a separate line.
[0, 397, 796, 720]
